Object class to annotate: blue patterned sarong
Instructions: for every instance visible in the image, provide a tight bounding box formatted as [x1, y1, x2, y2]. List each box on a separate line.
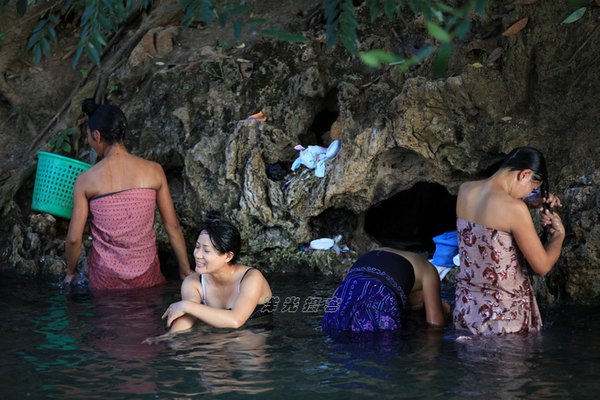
[322, 272, 403, 333]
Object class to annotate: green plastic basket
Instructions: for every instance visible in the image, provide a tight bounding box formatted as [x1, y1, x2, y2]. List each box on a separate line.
[31, 151, 92, 219]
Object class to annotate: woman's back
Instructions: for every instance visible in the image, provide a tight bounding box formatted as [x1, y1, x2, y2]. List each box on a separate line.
[64, 99, 192, 287]
[78, 150, 163, 200]
[456, 179, 523, 234]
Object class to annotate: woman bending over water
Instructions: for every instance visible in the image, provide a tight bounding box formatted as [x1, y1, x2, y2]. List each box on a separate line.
[160, 218, 273, 332]
[453, 146, 565, 335]
[322, 248, 451, 333]
[64, 99, 192, 289]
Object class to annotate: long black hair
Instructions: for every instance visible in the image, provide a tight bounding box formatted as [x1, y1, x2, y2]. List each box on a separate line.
[501, 146, 552, 241]
[82, 98, 127, 144]
[500, 146, 549, 200]
[199, 217, 242, 264]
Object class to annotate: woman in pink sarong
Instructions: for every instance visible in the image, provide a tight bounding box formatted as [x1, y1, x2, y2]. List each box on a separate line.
[64, 99, 192, 290]
[453, 147, 565, 335]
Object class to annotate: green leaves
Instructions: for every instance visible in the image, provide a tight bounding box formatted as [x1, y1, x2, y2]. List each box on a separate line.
[27, 13, 59, 64]
[360, 46, 437, 74]
[361, 1, 490, 74]
[181, 0, 215, 28]
[426, 21, 451, 43]
[48, 128, 76, 155]
[431, 42, 452, 76]
[19, 0, 159, 68]
[360, 50, 405, 68]
[72, 0, 144, 68]
[322, 0, 358, 53]
[562, 7, 587, 24]
[358, 0, 489, 75]
[12, 0, 490, 75]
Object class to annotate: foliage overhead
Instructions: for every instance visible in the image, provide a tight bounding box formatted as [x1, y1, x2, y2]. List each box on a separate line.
[2, 0, 491, 74]
[15, 0, 595, 76]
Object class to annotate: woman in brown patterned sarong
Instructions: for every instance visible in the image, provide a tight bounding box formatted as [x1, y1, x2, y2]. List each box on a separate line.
[453, 147, 565, 335]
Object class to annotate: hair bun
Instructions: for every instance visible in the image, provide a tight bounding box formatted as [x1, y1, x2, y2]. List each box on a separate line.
[81, 98, 99, 116]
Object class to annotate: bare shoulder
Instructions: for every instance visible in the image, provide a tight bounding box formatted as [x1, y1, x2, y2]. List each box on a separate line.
[132, 154, 162, 172]
[182, 272, 201, 289]
[243, 267, 267, 281]
[458, 180, 472, 192]
[240, 267, 271, 296]
[74, 165, 102, 193]
[458, 180, 480, 196]
[506, 197, 535, 230]
[131, 155, 166, 188]
[74, 167, 93, 186]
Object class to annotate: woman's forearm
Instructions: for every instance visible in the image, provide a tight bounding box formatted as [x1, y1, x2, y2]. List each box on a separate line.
[181, 301, 248, 329]
[65, 239, 82, 275]
[166, 227, 192, 278]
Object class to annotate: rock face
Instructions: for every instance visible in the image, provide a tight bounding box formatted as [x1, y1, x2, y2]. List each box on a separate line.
[0, 1, 598, 303]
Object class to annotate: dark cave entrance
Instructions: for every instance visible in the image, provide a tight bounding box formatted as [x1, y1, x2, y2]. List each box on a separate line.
[364, 182, 457, 254]
[299, 90, 339, 146]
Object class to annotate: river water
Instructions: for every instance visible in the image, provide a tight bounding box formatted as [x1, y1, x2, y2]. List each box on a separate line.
[1, 271, 599, 399]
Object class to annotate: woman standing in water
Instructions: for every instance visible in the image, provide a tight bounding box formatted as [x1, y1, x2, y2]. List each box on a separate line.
[64, 99, 192, 289]
[160, 218, 273, 332]
[454, 146, 565, 335]
[322, 248, 451, 333]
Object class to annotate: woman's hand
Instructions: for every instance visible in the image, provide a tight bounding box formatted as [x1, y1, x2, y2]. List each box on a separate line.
[179, 268, 193, 281]
[541, 193, 563, 211]
[541, 208, 565, 239]
[162, 301, 188, 328]
[142, 332, 172, 345]
[63, 272, 76, 284]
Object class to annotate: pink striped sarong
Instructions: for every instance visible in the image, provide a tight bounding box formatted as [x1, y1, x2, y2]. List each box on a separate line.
[88, 188, 165, 290]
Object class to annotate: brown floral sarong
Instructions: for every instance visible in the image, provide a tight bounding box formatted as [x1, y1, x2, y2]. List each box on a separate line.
[453, 218, 542, 335]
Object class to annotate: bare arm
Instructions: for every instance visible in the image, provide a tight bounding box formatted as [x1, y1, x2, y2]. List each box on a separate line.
[167, 273, 203, 333]
[164, 270, 267, 329]
[511, 201, 565, 276]
[420, 262, 448, 327]
[155, 164, 192, 280]
[64, 177, 89, 282]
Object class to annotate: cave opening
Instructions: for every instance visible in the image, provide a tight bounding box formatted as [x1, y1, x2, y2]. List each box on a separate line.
[310, 207, 358, 241]
[299, 90, 339, 146]
[364, 182, 457, 254]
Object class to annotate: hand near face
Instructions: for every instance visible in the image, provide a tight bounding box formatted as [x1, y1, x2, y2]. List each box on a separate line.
[541, 208, 565, 238]
[541, 193, 563, 211]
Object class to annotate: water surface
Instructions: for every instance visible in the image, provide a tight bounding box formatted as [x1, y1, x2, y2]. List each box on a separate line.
[1, 272, 599, 399]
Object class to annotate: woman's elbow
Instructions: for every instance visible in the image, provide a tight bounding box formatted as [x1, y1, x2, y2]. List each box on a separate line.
[211, 319, 243, 329]
[532, 263, 554, 277]
[164, 221, 183, 237]
[65, 235, 82, 248]
[221, 314, 250, 329]
[228, 317, 247, 329]
[537, 267, 553, 277]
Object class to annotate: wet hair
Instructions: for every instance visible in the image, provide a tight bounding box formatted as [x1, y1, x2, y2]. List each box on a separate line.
[199, 217, 242, 264]
[81, 98, 127, 144]
[500, 146, 549, 198]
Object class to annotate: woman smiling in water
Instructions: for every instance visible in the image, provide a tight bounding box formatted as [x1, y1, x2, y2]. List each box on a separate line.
[161, 218, 273, 332]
